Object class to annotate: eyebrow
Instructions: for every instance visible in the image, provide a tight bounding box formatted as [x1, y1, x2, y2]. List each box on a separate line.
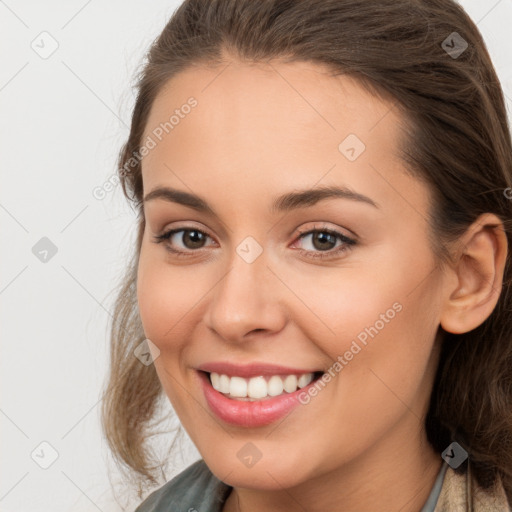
[143, 184, 379, 215]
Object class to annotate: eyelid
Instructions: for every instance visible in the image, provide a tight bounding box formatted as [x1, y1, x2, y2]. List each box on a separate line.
[293, 221, 357, 240]
[153, 225, 216, 246]
[155, 221, 215, 240]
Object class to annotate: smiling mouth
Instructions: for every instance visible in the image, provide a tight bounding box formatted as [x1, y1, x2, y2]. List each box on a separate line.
[202, 370, 324, 401]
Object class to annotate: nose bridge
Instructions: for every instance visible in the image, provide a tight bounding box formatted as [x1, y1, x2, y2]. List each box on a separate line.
[205, 237, 285, 341]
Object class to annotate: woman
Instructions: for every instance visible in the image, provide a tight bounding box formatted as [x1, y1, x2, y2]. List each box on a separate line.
[101, 0, 512, 510]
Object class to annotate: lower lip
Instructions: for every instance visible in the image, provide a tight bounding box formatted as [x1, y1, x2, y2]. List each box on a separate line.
[197, 370, 320, 427]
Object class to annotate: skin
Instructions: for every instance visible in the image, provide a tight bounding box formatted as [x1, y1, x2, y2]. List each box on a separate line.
[136, 55, 507, 512]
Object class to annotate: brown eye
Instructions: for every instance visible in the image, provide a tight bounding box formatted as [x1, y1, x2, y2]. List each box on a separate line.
[293, 226, 357, 260]
[310, 231, 338, 251]
[179, 229, 208, 249]
[153, 228, 214, 254]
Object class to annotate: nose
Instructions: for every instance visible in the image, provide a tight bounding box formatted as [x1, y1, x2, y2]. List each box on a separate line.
[203, 243, 287, 343]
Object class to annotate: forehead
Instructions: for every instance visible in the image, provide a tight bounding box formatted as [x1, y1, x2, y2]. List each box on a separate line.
[140, 58, 428, 221]
[143, 58, 400, 147]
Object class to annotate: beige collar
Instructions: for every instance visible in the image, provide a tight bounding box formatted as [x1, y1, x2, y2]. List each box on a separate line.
[434, 460, 510, 511]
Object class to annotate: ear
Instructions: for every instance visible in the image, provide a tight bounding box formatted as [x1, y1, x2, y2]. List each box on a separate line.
[440, 213, 508, 334]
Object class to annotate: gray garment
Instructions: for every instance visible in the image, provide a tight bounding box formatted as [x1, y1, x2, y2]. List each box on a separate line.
[134, 458, 449, 512]
[420, 461, 449, 512]
[134, 459, 230, 512]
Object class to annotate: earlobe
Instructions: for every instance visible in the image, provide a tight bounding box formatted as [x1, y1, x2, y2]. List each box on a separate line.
[440, 213, 508, 335]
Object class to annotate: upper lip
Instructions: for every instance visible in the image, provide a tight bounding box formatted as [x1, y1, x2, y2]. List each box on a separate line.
[196, 361, 322, 378]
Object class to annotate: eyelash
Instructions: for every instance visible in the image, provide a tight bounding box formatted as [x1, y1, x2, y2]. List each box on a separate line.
[152, 224, 357, 261]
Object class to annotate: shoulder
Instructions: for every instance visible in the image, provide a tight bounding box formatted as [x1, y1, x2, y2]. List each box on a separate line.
[134, 459, 232, 512]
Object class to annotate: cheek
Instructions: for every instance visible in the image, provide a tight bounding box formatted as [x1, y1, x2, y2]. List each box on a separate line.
[136, 249, 199, 351]
[280, 266, 405, 360]
[136, 251, 202, 415]
[294, 242, 440, 385]
[326, 271, 442, 423]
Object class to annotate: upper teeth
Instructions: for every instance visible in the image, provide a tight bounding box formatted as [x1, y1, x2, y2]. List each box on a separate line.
[209, 372, 315, 400]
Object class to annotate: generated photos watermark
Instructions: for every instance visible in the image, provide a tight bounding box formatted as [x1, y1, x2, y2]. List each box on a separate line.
[92, 96, 198, 200]
[298, 301, 403, 405]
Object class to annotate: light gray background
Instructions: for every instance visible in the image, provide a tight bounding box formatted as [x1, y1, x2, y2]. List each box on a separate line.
[1, 1, 511, 511]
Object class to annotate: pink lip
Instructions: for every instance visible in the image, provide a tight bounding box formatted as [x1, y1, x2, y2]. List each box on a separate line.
[197, 369, 322, 428]
[196, 361, 320, 378]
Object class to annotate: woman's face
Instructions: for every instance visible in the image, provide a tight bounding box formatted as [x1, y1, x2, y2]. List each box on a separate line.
[137, 58, 446, 490]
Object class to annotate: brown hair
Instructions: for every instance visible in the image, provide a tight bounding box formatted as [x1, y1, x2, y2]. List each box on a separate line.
[100, 0, 512, 502]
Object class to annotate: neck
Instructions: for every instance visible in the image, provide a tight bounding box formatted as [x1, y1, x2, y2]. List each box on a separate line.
[223, 421, 443, 512]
